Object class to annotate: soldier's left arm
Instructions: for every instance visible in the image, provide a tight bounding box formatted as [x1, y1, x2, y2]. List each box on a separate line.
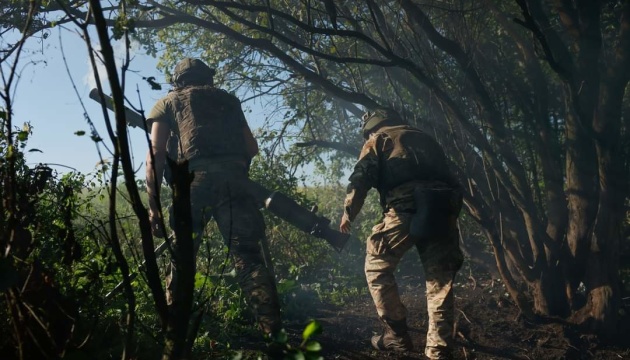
[343, 135, 381, 222]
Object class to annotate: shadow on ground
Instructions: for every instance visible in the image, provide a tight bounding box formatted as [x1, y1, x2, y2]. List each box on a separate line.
[229, 271, 630, 360]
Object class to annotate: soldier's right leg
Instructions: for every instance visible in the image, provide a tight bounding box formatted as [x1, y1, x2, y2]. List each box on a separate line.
[365, 212, 416, 352]
[417, 217, 463, 360]
[212, 196, 282, 336]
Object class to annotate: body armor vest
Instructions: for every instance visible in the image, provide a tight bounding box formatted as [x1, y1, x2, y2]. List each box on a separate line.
[167, 85, 248, 164]
[376, 125, 456, 194]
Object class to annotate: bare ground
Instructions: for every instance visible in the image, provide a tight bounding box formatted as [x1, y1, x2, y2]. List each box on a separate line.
[301, 276, 630, 360]
[228, 272, 630, 360]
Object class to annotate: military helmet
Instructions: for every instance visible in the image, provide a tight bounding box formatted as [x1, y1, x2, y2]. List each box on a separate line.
[361, 108, 402, 139]
[171, 58, 216, 87]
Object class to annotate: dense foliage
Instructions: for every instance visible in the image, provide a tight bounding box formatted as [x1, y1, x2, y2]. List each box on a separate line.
[0, 130, 380, 359]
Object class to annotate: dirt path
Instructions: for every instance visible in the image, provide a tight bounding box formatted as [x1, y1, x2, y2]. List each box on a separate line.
[278, 276, 630, 360]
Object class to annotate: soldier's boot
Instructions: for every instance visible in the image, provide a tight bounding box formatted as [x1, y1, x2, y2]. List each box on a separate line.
[371, 317, 413, 352]
[256, 290, 284, 359]
[257, 305, 282, 337]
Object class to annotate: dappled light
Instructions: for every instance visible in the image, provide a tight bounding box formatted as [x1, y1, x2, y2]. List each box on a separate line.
[1, 1, 630, 360]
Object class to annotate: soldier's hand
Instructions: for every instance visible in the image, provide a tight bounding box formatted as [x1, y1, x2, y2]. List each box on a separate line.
[149, 211, 165, 238]
[339, 214, 351, 234]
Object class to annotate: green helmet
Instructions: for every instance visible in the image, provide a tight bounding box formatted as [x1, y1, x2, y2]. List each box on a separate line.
[361, 108, 403, 139]
[171, 58, 216, 87]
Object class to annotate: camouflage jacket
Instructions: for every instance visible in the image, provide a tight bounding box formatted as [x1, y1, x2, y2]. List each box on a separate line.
[343, 125, 457, 221]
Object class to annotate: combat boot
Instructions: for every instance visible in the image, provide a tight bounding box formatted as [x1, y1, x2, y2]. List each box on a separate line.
[259, 316, 282, 338]
[370, 317, 413, 352]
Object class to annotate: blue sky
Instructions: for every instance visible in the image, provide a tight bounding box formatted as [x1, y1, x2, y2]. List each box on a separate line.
[6, 26, 271, 178]
[7, 26, 165, 176]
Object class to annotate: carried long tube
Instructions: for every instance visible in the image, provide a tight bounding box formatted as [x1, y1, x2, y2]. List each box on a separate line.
[89, 88, 148, 129]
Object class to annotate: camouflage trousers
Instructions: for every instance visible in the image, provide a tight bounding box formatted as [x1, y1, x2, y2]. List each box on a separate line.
[166, 166, 282, 335]
[365, 209, 463, 359]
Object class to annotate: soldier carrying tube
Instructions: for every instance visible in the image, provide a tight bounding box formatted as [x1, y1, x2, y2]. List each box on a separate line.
[90, 60, 349, 331]
[89, 87, 349, 253]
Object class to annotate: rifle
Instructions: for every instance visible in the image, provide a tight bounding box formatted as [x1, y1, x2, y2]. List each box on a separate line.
[89, 88, 350, 252]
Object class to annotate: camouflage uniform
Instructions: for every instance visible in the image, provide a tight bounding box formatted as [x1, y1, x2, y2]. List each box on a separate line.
[148, 81, 281, 335]
[344, 123, 463, 359]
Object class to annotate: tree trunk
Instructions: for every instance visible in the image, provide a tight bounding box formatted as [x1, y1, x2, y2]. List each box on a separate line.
[162, 160, 196, 360]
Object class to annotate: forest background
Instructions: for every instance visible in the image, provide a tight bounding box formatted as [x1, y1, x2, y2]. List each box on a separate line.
[2, 1, 630, 359]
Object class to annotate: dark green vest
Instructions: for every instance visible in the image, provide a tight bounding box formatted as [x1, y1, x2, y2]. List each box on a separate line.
[167, 85, 248, 165]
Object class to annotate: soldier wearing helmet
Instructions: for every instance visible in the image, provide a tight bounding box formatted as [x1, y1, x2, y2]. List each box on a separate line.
[145, 58, 282, 336]
[339, 108, 463, 359]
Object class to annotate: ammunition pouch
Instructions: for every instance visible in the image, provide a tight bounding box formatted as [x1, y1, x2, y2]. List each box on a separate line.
[409, 187, 462, 241]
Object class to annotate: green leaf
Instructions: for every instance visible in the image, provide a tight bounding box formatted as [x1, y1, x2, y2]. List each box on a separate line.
[75, 130, 86, 136]
[277, 278, 297, 294]
[304, 340, 321, 352]
[289, 351, 305, 360]
[194, 273, 213, 289]
[28, 148, 43, 153]
[17, 130, 29, 142]
[302, 320, 322, 341]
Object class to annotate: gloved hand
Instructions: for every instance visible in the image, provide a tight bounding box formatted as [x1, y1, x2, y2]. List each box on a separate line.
[149, 211, 166, 238]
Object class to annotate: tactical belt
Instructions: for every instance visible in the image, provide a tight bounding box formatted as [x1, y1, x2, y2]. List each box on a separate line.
[188, 156, 248, 172]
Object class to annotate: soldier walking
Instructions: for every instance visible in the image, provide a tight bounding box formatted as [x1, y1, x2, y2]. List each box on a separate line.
[145, 58, 282, 336]
[339, 108, 463, 359]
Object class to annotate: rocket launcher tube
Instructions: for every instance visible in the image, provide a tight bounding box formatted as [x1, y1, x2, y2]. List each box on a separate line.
[244, 179, 349, 252]
[263, 191, 349, 252]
